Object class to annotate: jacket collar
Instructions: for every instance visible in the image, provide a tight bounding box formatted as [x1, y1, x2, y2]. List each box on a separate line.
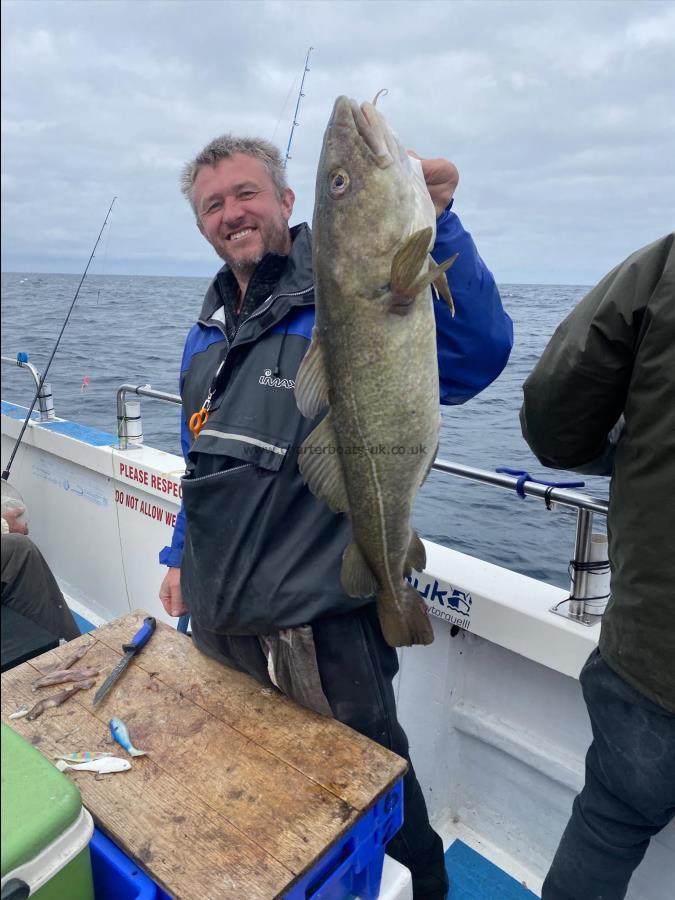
[198, 222, 313, 326]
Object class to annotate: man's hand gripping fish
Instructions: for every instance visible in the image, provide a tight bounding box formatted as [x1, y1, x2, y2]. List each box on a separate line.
[295, 93, 456, 647]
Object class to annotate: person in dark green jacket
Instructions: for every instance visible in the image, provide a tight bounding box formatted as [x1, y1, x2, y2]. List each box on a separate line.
[521, 233, 675, 900]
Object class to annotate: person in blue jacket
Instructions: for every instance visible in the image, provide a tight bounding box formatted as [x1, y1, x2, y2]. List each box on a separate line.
[159, 133, 513, 899]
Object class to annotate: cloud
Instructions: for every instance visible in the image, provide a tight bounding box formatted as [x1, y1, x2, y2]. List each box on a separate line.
[627, 5, 675, 47]
[1, 0, 673, 283]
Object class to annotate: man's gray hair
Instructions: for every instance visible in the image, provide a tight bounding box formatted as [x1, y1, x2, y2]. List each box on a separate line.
[180, 135, 288, 217]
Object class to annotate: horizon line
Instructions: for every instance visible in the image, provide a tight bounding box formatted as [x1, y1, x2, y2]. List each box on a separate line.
[0, 269, 593, 289]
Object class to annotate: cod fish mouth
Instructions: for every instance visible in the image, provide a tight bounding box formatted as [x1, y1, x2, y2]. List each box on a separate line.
[343, 96, 394, 169]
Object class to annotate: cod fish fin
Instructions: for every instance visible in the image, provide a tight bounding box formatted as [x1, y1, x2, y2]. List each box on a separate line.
[295, 328, 329, 418]
[341, 541, 378, 597]
[377, 581, 434, 647]
[430, 253, 458, 317]
[298, 415, 350, 514]
[404, 530, 426, 576]
[404, 251, 459, 310]
[389, 225, 433, 303]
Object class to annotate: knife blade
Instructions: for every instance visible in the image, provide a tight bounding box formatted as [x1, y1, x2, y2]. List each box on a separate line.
[92, 616, 156, 706]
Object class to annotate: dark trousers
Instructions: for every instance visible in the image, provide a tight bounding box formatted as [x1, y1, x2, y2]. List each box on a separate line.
[192, 604, 448, 900]
[542, 649, 675, 900]
[1, 533, 80, 641]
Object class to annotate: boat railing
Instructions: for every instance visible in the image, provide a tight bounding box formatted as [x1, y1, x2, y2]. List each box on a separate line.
[433, 458, 609, 627]
[1, 354, 55, 421]
[2, 374, 610, 628]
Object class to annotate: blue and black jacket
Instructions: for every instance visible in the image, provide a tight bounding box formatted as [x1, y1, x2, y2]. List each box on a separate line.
[160, 211, 513, 634]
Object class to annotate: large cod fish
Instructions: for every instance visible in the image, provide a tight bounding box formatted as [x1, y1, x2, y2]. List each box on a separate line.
[295, 94, 456, 647]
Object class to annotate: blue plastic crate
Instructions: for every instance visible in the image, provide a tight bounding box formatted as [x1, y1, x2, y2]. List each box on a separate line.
[89, 827, 171, 900]
[283, 777, 404, 900]
[89, 777, 403, 900]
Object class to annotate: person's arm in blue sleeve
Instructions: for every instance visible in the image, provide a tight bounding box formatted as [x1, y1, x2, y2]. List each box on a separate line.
[158, 333, 195, 568]
[158, 508, 186, 567]
[432, 205, 513, 405]
[157, 391, 190, 565]
[416, 152, 513, 406]
[159, 321, 227, 568]
[158, 342, 191, 617]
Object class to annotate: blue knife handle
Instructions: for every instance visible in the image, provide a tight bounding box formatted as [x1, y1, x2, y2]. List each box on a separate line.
[122, 617, 156, 653]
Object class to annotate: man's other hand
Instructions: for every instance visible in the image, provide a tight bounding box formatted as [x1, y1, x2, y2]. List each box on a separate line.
[2, 507, 29, 535]
[159, 567, 188, 617]
[408, 150, 459, 216]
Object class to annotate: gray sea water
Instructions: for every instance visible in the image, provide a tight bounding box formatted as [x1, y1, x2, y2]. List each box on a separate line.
[1, 271, 608, 590]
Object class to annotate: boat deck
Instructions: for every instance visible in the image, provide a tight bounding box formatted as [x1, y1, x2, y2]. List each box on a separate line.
[445, 840, 538, 899]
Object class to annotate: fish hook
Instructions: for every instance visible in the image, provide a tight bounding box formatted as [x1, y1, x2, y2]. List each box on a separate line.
[372, 89, 389, 107]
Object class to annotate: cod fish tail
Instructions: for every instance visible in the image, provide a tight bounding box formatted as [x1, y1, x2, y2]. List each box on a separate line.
[377, 581, 434, 647]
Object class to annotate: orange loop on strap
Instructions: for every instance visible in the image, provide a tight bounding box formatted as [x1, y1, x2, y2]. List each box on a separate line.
[189, 408, 209, 437]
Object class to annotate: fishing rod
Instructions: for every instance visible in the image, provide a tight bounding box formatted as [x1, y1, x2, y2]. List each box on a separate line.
[1, 196, 117, 482]
[284, 46, 313, 169]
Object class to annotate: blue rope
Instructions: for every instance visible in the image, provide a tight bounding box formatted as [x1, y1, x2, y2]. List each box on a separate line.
[495, 467, 585, 499]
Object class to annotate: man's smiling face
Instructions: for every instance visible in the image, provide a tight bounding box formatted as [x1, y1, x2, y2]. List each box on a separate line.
[194, 153, 295, 271]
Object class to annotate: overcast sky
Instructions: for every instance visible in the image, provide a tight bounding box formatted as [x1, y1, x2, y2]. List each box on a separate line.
[2, 0, 674, 284]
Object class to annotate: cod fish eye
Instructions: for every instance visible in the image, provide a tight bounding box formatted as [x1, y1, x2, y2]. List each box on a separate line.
[330, 170, 350, 196]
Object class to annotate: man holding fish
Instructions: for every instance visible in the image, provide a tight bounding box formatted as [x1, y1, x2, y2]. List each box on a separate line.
[159, 95, 513, 898]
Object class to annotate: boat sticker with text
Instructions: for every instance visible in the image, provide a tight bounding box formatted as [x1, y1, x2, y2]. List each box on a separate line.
[406, 575, 473, 631]
[31, 457, 108, 507]
[118, 462, 182, 499]
[114, 488, 177, 528]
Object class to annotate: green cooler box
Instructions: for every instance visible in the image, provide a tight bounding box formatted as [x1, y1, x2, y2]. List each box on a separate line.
[1, 723, 94, 900]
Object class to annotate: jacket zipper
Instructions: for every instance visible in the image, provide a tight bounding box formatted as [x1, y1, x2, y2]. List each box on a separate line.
[232, 284, 314, 344]
[183, 464, 253, 483]
[193, 284, 314, 424]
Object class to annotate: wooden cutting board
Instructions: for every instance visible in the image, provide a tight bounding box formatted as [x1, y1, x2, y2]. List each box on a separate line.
[1, 611, 407, 899]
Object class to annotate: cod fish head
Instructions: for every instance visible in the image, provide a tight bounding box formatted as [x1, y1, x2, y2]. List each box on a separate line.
[313, 95, 436, 287]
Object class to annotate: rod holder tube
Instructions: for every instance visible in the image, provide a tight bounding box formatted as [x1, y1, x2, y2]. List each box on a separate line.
[117, 397, 143, 449]
[37, 382, 55, 421]
[569, 509, 594, 618]
[583, 533, 611, 615]
[1, 357, 57, 421]
[116, 384, 179, 450]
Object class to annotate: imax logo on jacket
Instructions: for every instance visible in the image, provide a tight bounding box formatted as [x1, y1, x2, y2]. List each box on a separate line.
[259, 368, 295, 390]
